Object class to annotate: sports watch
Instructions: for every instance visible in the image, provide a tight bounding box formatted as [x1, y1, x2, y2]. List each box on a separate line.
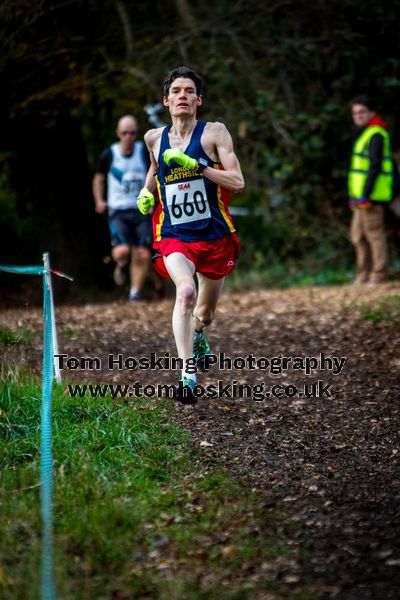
[196, 157, 208, 174]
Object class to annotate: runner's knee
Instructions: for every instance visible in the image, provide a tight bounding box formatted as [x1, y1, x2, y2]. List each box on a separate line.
[177, 279, 196, 311]
[112, 245, 130, 262]
[195, 304, 214, 326]
[134, 247, 151, 264]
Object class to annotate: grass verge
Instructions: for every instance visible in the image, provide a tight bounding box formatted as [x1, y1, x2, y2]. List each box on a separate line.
[359, 294, 400, 324]
[0, 380, 304, 600]
[226, 264, 352, 290]
[0, 326, 36, 345]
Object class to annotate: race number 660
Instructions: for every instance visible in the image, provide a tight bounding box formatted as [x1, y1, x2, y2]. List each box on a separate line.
[166, 179, 211, 224]
[171, 190, 207, 219]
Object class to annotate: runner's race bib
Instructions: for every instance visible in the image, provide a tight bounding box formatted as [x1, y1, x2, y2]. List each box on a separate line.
[122, 172, 142, 197]
[165, 178, 211, 225]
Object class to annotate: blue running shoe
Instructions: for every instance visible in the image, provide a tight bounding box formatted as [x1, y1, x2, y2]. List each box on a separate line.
[193, 331, 212, 371]
[128, 290, 142, 302]
[176, 377, 197, 405]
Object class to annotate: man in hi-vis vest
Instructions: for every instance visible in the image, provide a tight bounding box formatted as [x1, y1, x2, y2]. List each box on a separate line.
[348, 97, 394, 285]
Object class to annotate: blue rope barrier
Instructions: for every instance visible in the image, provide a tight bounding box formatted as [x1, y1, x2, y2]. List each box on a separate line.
[0, 262, 56, 599]
[0, 265, 43, 275]
[40, 267, 56, 600]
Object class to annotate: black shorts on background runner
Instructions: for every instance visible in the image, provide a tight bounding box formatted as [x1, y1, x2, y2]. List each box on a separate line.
[108, 209, 152, 248]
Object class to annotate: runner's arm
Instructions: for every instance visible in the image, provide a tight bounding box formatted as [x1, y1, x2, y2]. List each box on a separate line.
[143, 162, 157, 194]
[92, 149, 111, 214]
[92, 173, 107, 214]
[143, 129, 160, 193]
[137, 131, 159, 214]
[201, 123, 245, 194]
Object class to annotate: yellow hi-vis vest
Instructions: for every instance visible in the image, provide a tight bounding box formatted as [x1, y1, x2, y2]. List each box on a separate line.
[348, 125, 393, 202]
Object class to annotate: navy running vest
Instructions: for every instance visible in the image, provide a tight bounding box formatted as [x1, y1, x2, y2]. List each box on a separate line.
[153, 120, 235, 242]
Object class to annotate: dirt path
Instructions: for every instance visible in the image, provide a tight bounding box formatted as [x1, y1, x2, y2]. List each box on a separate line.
[2, 283, 400, 599]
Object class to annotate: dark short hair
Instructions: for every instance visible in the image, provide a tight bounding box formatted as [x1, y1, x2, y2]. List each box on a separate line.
[163, 66, 203, 97]
[350, 95, 377, 111]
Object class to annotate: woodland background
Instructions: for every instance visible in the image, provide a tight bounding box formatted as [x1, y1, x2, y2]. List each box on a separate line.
[2, 0, 400, 296]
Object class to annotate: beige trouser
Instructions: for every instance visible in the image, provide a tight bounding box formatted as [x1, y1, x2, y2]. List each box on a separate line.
[350, 204, 388, 280]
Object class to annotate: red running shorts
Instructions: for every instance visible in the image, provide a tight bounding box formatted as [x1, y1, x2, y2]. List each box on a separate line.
[152, 233, 240, 280]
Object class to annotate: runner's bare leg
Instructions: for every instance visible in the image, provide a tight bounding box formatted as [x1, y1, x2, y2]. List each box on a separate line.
[164, 253, 197, 367]
[130, 246, 151, 294]
[194, 273, 224, 332]
[112, 243, 130, 265]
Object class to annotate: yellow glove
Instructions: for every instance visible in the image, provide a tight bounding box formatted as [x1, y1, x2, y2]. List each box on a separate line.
[137, 188, 155, 215]
[162, 148, 197, 170]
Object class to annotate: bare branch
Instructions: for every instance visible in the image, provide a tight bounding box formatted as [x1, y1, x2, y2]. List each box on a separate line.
[174, 0, 197, 36]
[115, 0, 134, 62]
[122, 65, 159, 94]
[267, 110, 296, 153]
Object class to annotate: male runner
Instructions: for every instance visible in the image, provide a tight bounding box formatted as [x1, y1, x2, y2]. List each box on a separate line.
[137, 66, 245, 402]
[93, 114, 152, 301]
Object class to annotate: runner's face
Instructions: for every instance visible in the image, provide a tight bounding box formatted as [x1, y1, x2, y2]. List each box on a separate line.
[116, 118, 138, 150]
[163, 77, 202, 117]
[351, 104, 375, 128]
